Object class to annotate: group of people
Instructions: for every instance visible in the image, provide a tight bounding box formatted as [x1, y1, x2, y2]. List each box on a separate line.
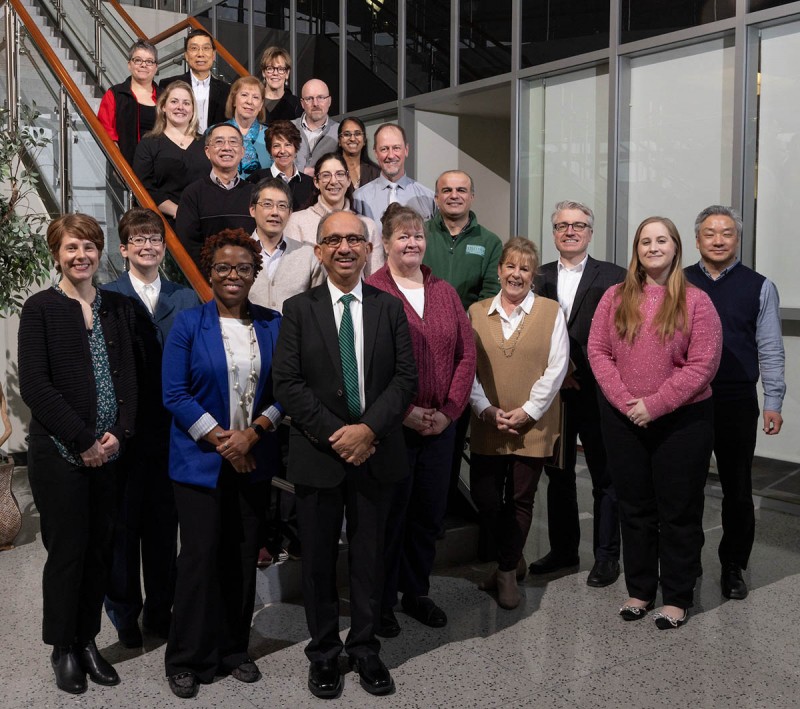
[20, 24, 784, 704]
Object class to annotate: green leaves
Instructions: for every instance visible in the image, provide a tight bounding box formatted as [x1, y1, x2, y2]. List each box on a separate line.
[0, 103, 54, 315]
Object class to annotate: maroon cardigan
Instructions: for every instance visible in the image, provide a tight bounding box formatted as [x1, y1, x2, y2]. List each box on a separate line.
[366, 264, 476, 421]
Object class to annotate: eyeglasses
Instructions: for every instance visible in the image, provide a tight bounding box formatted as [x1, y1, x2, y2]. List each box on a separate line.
[127, 234, 164, 246]
[130, 57, 157, 67]
[340, 130, 364, 139]
[317, 170, 348, 183]
[211, 263, 255, 278]
[187, 44, 214, 54]
[255, 200, 291, 212]
[264, 65, 288, 75]
[301, 95, 330, 104]
[553, 221, 590, 233]
[209, 137, 243, 148]
[319, 234, 367, 248]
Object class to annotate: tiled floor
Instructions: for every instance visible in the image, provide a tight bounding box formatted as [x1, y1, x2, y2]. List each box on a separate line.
[3, 462, 800, 709]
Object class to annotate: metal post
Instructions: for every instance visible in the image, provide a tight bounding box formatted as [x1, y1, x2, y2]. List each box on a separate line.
[58, 87, 69, 213]
[94, 0, 103, 80]
[5, 7, 19, 129]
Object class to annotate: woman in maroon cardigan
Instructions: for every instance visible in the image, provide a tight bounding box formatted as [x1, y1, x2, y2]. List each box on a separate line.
[365, 203, 476, 636]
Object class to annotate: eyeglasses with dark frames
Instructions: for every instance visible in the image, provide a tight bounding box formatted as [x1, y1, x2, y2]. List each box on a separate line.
[211, 263, 255, 278]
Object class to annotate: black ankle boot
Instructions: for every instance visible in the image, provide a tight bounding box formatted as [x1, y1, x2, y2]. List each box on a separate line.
[75, 639, 121, 686]
[51, 646, 87, 694]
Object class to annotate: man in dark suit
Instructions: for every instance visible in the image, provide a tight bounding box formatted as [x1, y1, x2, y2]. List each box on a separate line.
[101, 208, 200, 647]
[273, 210, 416, 699]
[159, 28, 229, 132]
[530, 200, 625, 588]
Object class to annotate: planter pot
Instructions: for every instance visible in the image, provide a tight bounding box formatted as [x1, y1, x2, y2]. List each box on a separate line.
[0, 462, 21, 551]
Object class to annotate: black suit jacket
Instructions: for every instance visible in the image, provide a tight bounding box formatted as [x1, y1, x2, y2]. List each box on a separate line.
[159, 71, 230, 127]
[535, 255, 625, 385]
[273, 282, 417, 488]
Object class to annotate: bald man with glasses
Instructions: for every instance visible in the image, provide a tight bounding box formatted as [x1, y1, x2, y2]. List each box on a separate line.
[292, 79, 340, 175]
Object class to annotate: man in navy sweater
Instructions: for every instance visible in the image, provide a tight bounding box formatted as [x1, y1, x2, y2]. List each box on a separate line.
[685, 205, 786, 601]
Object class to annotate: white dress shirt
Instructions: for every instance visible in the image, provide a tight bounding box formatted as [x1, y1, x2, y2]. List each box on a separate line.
[128, 272, 161, 315]
[327, 279, 366, 414]
[556, 254, 588, 321]
[470, 290, 569, 421]
[255, 231, 286, 279]
[191, 73, 211, 132]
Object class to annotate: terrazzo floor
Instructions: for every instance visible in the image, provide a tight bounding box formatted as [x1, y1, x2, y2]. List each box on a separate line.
[2, 460, 800, 709]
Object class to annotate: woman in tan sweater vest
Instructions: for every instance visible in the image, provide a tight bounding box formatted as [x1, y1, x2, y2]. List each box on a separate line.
[469, 238, 569, 609]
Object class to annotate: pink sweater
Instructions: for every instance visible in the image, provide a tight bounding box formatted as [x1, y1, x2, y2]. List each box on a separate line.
[366, 264, 476, 422]
[588, 284, 722, 421]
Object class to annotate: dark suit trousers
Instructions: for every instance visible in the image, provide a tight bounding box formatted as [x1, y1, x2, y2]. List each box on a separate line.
[27, 435, 117, 646]
[295, 470, 394, 662]
[382, 424, 456, 610]
[713, 396, 758, 568]
[543, 385, 620, 561]
[165, 467, 267, 682]
[470, 453, 544, 572]
[104, 439, 177, 631]
[600, 398, 712, 608]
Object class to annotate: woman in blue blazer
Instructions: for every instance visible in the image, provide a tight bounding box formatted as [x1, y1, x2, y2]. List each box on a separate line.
[162, 229, 282, 699]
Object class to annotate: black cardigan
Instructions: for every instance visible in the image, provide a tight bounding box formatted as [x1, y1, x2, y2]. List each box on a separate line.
[18, 288, 139, 454]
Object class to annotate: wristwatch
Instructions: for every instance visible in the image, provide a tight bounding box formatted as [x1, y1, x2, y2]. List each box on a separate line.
[248, 422, 266, 438]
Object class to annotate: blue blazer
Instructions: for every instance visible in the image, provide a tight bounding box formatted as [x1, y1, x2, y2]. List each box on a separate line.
[162, 299, 282, 488]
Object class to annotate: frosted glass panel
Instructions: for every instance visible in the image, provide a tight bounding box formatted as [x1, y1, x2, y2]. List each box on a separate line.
[625, 40, 734, 263]
[519, 67, 609, 266]
[754, 21, 800, 309]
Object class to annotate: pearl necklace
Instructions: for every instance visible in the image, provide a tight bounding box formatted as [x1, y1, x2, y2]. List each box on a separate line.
[220, 318, 258, 422]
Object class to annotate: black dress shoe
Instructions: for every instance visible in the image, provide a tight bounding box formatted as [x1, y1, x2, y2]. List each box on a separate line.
[117, 624, 143, 648]
[618, 599, 655, 621]
[51, 646, 87, 694]
[349, 655, 394, 696]
[168, 672, 199, 699]
[654, 608, 688, 629]
[587, 559, 621, 587]
[375, 609, 402, 638]
[721, 562, 748, 600]
[401, 595, 447, 628]
[308, 659, 342, 699]
[230, 658, 261, 683]
[75, 639, 120, 686]
[529, 551, 580, 575]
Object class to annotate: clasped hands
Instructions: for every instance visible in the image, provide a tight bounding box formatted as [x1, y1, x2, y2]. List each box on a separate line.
[482, 406, 533, 435]
[626, 398, 651, 428]
[212, 424, 272, 473]
[329, 423, 377, 466]
[79, 432, 120, 468]
[403, 407, 451, 436]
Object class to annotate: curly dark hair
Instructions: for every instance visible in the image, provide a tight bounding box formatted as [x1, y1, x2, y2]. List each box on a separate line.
[199, 228, 263, 280]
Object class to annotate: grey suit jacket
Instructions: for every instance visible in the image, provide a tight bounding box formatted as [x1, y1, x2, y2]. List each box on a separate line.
[291, 117, 340, 172]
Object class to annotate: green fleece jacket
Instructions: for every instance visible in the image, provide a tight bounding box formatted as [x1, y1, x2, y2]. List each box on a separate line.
[423, 211, 503, 309]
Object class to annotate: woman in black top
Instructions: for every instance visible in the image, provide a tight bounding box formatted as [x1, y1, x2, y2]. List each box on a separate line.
[259, 46, 302, 122]
[133, 81, 210, 224]
[19, 214, 138, 695]
[337, 116, 380, 189]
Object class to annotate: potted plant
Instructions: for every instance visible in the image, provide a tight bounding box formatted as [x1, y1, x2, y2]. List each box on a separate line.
[0, 102, 53, 549]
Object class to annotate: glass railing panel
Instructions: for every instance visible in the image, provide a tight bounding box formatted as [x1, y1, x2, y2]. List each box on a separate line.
[406, 0, 449, 97]
[522, 0, 610, 69]
[458, 0, 512, 82]
[346, 0, 398, 111]
[59, 0, 100, 75]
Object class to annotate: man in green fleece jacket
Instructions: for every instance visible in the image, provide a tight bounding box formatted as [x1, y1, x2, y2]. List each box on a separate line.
[423, 170, 503, 309]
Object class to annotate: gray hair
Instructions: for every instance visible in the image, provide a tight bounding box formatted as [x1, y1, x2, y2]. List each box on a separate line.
[694, 205, 743, 240]
[128, 39, 158, 63]
[551, 200, 594, 229]
[316, 209, 368, 244]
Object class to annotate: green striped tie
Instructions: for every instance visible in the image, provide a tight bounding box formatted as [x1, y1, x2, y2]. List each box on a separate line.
[338, 294, 361, 421]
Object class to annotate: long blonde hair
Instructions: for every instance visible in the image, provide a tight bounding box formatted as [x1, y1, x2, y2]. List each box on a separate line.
[144, 81, 199, 139]
[614, 216, 688, 343]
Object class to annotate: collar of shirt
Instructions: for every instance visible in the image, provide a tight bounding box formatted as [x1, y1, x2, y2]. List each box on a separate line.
[557, 254, 588, 273]
[191, 73, 211, 90]
[376, 174, 413, 191]
[301, 116, 328, 135]
[699, 258, 740, 281]
[270, 163, 299, 182]
[327, 279, 363, 308]
[487, 289, 535, 321]
[211, 169, 240, 190]
[128, 271, 161, 302]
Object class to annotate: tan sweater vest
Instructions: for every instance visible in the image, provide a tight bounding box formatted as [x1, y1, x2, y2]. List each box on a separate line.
[469, 296, 561, 458]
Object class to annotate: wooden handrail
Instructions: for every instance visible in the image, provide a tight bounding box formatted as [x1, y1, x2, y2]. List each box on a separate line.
[9, 0, 211, 301]
[104, 0, 146, 40]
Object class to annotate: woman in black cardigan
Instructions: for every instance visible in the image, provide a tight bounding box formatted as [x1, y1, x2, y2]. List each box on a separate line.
[19, 213, 138, 695]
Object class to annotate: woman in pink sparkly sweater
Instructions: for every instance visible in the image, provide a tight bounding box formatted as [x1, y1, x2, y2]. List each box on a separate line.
[366, 203, 476, 636]
[588, 216, 721, 630]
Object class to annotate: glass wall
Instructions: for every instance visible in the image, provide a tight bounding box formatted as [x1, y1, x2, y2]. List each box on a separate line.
[518, 67, 609, 265]
[347, 0, 399, 110]
[621, 1, 735, 44]
[622, 39, 735, 260]
[295, 0, 341, 114]
[459, 0, 512, 81]
[406, 0, 450, 97]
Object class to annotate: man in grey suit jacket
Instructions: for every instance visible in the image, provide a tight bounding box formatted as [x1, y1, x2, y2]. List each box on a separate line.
[273, 211, 416, 699]
[101, 208, 200, 648]
[530, 200, 625, 588]
[292, 79, 340, 175]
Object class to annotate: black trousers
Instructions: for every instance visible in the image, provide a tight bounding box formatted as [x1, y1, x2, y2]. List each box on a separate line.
[542, 384, 620, 561]
[165, 467, 267, 682]
[712, 396, 759, 569]
[295, 471, 394, 663]
[104, 440, 177, 631]
[470, 453, 544, 572]
[27, 435, 117, 646]
[382, 424, 455, 610]
[599, 397, 713, 608]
